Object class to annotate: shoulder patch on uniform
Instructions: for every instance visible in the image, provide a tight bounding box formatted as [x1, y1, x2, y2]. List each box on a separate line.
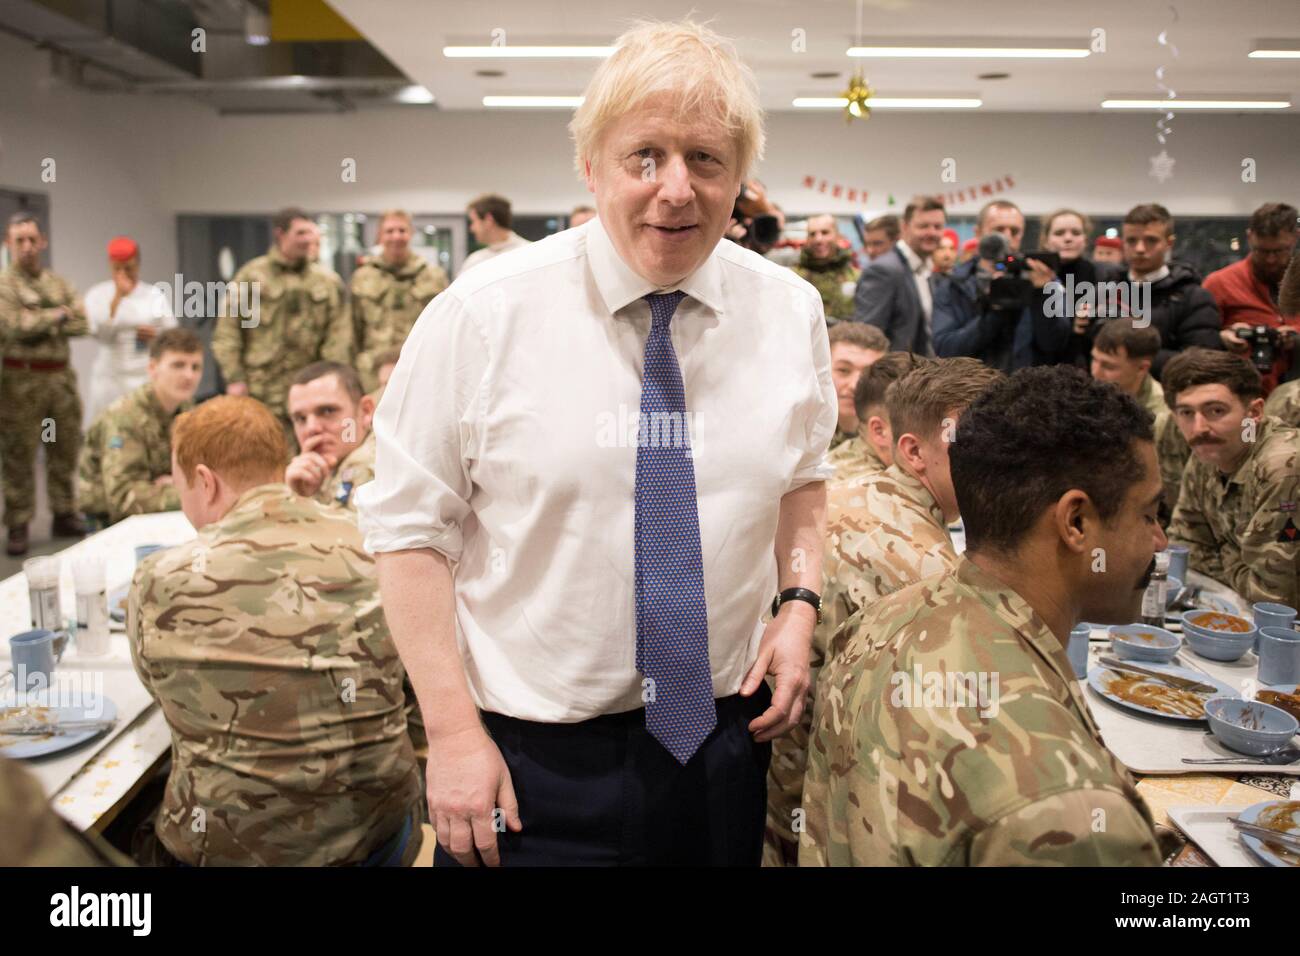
[1278, 517, 1298, 544]
[108, 435, 124, 449]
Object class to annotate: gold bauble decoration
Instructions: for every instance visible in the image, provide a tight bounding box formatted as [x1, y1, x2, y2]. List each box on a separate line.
[840, 69, 874, 123]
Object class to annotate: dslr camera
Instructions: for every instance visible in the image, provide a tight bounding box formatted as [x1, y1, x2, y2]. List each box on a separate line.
[1236, 324, 1281, 373]
[974, 232, 1060, 312]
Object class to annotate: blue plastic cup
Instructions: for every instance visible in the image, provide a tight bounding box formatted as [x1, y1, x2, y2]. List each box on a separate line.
[1164, 546, 1189, 582]
[9, 629, 56, 692]
[1067, 623, 1090, 679]
[1258, 626, 1300, 687]
[1252, 603, 1296, 653]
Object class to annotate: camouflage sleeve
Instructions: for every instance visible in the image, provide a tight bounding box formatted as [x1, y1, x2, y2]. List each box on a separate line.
[1166, 464, 1227, 582]
[0, 279, 72, 342]
[58, 278, 89, 338]
[102, 431, 182, 521]
[320, 285, 355, 366]
[1155, 413, 1190, 525]
[125, 562, 153, 694]
[76, 420, 106, 516]
[210, 276, 246, 384]
[969, 789, 1163, 866]
[1218, 469, 1300, 607]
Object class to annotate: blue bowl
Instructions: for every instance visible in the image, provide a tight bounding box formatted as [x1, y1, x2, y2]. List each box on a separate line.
[1184, 629, 1254, 662]
[1180, 610, 1256, 661]
[1108, 624, 1181, 663]
[1204, 697, 1300, 755]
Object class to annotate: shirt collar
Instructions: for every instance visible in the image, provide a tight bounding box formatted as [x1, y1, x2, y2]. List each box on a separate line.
[1129, 264, 1170, 284]
[896, 239, 928, 275]
[585, 216, 725, 316]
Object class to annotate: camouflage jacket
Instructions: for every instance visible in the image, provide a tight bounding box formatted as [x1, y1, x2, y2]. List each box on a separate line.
[825, 434, 887, 485]
[765, 463, 956, 865]
[1265, 379, 1300, 428]
[0, 263, 88, 362]
[1136, 374, 1166, 417]
[350, 253, 446, 392]
[793, 247, 859, 322]
[211, 247, 353, 416]
[316, 428, 376, 510]
[78, 383, 188, 522]
[800, 557, 1163, 866]
[1155, 409, 1191, 526]
[1168, 415, 1300, 607]
[127, 483, 421, 866]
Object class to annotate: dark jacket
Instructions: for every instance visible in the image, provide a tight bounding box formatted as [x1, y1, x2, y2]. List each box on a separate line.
[1095, 261, 1223, 378]
[932, 258, 1072, 371]
[852, 246, 930, 354]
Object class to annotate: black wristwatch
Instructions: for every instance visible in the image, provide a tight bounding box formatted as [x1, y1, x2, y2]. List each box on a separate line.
[771, 587, 822, 624]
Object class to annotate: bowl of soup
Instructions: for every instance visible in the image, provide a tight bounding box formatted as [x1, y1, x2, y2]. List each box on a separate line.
[1109, 624, 1181, 663]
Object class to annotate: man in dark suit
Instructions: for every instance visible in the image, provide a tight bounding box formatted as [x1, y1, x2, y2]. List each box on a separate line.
[852, 196, 946, 355]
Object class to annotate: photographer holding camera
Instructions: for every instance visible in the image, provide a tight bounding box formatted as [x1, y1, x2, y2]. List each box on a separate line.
[727, 178, 785, 259]
[932, 200, 1070, 372]
[1205, 202, 1299, 394]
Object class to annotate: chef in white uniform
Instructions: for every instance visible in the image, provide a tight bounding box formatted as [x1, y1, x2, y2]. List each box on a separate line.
[84, 236, 177, 420]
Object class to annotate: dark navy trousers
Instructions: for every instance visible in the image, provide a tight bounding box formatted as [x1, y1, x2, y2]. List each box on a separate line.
[434, 685, 772, 867]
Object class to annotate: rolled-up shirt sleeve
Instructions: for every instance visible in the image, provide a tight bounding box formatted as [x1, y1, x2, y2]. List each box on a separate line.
[789, 290, 838, 490]
[355, 291, 488, 560]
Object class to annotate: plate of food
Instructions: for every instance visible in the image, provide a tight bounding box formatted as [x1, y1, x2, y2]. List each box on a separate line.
[1236, 800, 1300, 867]
[1087, 661, 1237, 721]
[1256, 685, 1300, 722]
[0, 694, 119, 760]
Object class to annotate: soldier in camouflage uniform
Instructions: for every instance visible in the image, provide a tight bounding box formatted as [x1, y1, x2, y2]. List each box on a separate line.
[825, 322, 889, 451]
[1154, 409, 1191, 526]
[0, 214, 89, 555]
[127, 395, 421, 866]
[351, 209, 447, 392]
[801, 366, 1166, 866]
[824, 351, 926, 482]
[764, 358, 998, 866]
[210, 208, 353, 438]
[78, 328, 203, 527]
[1264, 378, 1300, 427]
[792, 215, 859, 323]
[0, 757, 130, 866]
[1164, 349, 1300, 607]
[283, 365, 424, 758]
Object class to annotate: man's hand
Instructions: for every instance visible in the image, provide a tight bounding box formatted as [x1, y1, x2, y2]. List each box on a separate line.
[428, 725, 522, 867]
[740, 601, 814, 743]
[1221, 323, 1251, 351]
[285, 434, 340, 497]
[1071, 300, 1093, 336]
[226, 382, 250, 397]
[1025, 257, 1056, 290]
[135, 324, 158, 343]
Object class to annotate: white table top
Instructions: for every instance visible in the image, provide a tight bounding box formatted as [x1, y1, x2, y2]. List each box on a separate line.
[0, 512, 196, 830]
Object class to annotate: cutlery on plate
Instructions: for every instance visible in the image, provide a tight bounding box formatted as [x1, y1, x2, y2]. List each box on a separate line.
[1096, 656, 1220, 694]
[0, 717, 117, 737]
[1229, 817, 1300, 853]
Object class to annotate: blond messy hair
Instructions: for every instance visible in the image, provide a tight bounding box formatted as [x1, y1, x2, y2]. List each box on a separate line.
[569, 19, 765, 180]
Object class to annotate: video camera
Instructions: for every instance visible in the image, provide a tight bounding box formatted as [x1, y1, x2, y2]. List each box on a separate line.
[974, 234, 1060, 312]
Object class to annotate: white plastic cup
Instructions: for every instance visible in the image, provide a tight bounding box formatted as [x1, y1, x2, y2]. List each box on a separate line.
[71, 556, 111, 658]
[22, 556, 63, 632]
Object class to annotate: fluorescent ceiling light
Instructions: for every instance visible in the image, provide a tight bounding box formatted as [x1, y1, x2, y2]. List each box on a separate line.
[445, 46, 614, 58]
[1101, 98, 1291, 109]
[483, 95, 585, 108]
[1249, 40, 1300, 58]
[848, 45, 1088, 58]
[793, 97, 982, 109]
[396, 85, 435, 104]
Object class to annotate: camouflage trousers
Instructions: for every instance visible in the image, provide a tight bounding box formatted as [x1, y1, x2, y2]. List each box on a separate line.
[0, 366, 82, 526]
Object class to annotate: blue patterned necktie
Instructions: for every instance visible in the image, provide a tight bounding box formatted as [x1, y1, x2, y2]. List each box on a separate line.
[635, 291, 716, 765]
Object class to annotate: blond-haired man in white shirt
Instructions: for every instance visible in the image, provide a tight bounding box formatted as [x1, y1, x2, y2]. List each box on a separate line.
[357, 20, 836, 867]
[84, 236, 177, 420]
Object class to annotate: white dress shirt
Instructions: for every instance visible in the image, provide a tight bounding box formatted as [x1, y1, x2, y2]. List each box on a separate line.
[84, 279, 176, 420]
[356, 218, 837, 723]
[896, 239, 934, 327]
